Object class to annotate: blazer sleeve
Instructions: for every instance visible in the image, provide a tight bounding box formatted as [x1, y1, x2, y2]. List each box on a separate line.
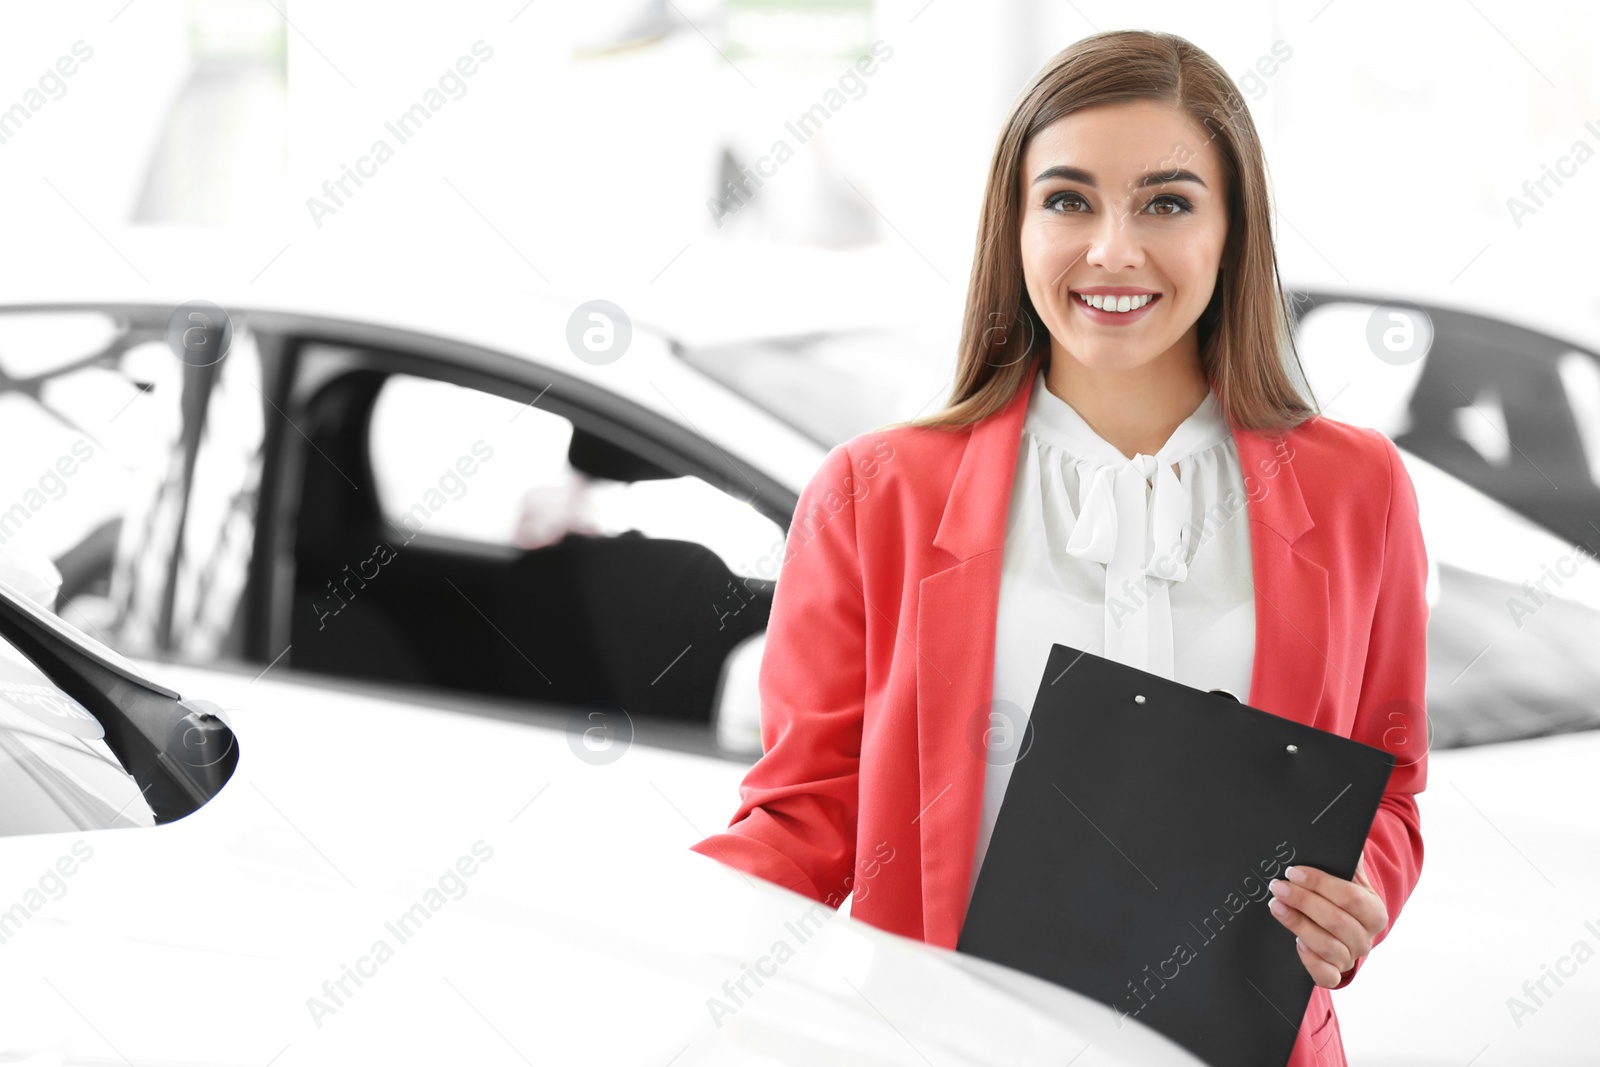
[1334, 430, 1430, 989]
[688, 441, 865, 907]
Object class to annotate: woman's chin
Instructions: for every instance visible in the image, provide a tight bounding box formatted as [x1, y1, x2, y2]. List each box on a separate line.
[1056, 343, 1169, 372]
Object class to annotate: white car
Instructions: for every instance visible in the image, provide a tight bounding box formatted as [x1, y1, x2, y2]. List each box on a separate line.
[0, 266, 1207, 1065]
[0, 574, 1212, 1066]
[1, 261, 1597, 1062]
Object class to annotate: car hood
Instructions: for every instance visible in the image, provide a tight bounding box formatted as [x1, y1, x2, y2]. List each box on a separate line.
[0, 659, 1202, 1066]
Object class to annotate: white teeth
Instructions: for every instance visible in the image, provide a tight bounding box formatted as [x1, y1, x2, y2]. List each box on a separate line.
[1076, 292, 1155, 312]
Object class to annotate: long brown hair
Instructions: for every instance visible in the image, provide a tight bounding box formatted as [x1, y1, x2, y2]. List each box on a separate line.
[886, 29, 1317, 436]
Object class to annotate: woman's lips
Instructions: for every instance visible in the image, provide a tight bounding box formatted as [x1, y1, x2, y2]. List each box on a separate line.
[1071, 291, 1160, 326]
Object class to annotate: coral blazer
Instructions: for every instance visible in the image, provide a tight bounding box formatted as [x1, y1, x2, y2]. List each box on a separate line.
[691, 355, 1428, 1066]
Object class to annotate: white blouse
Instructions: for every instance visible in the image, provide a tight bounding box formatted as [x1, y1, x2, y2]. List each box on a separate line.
[969, 365, 1257, 899]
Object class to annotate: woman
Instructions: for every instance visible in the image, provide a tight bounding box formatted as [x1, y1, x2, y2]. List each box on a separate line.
[691, 29, 1426, 1066]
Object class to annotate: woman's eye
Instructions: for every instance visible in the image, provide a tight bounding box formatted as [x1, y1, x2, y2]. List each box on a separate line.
[1044, 191, 1087, 213]
[1043, 191, 1193, 215]
[1147, 194, 1193, 216]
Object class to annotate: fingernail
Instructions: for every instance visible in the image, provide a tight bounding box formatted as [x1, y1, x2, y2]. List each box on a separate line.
[1269, 898, 1288, 917]
[1268, 878, 1287, 897]
[1285, 866, 1306, 884]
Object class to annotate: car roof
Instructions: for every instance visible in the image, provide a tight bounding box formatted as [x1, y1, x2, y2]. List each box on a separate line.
[0, 229, 830, 497]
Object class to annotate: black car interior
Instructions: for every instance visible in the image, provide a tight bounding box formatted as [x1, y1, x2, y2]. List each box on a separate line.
[283, 364, 775, 726]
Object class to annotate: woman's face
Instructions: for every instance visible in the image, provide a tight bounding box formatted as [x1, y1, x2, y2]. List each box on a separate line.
[1017, 101, 1229, 375]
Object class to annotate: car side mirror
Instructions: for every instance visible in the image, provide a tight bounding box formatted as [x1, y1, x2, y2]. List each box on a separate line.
[0, 576, 238, 823]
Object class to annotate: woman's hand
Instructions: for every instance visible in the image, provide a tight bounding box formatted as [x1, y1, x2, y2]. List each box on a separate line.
[1266, 855, 1387, 987]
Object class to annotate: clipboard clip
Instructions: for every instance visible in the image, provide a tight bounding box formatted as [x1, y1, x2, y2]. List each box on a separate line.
[1134, 688, 1242, 703]
[1207, 688, 1297, 754]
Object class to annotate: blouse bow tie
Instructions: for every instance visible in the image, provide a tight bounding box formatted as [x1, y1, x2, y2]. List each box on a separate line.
[1062, 451, 1195, 582]
[1020, 372, 1232, 680]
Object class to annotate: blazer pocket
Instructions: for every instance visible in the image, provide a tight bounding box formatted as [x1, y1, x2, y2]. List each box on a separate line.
[1309, 1003, 1343, 1055]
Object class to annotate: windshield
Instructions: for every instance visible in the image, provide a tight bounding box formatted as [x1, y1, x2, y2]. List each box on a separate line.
[675, 326, 953, 448]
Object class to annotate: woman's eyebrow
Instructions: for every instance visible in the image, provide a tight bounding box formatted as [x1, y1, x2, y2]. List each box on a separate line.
[1030, 165, 1208, 189]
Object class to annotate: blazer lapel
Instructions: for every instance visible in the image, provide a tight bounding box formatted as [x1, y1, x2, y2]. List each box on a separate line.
[913, 358, 1330, 950]
[1228, 409, 1332, 729]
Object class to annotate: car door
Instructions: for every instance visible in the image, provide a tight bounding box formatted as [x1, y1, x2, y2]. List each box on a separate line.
[252, 331, 791, 748]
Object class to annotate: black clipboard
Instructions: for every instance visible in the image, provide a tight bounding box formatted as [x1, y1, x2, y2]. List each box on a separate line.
[956, 642, 1395, 1067]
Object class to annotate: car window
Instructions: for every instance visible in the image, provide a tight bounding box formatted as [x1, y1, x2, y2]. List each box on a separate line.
[15, 306, 269, 666]
[1556, 349, 1600, 485]
[0, 311, 168, 614]
[161, 325, 265, 661]
[1290, 297, 1600, 555]
[367, 374, 785, 578]
[0, 306, 256, 666]
[275, 366, 784, 730]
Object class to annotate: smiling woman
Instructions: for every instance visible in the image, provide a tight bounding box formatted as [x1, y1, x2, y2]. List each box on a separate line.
[692, 28, 1427, 1067]
[895, 33, 1312, 440]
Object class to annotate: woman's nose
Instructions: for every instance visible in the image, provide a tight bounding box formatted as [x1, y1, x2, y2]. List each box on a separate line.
[1084, 204, 1145, 270]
